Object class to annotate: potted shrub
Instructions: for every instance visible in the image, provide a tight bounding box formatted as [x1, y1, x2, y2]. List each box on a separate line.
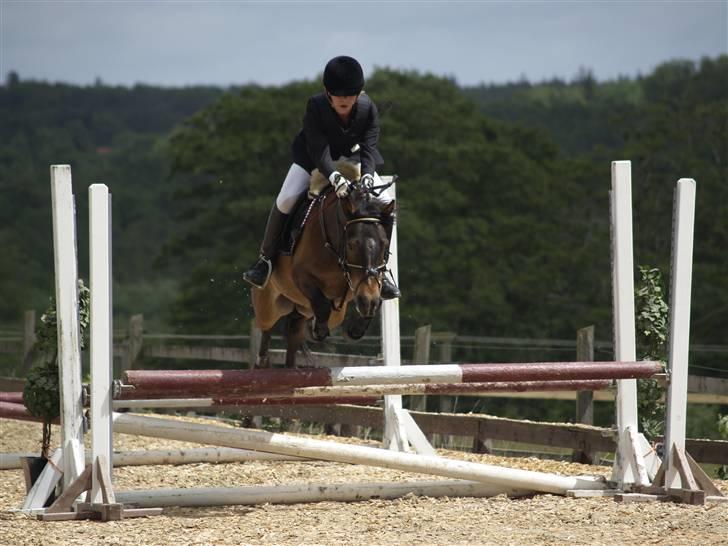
[21, 280, 89, 502]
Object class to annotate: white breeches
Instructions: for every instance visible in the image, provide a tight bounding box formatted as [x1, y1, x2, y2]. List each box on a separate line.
[275, 163, 394, 214]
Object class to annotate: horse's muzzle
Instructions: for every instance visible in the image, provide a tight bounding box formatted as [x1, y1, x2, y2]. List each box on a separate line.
[355, 294, 381, 319]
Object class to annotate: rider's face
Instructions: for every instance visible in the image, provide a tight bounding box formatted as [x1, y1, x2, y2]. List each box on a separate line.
[328, 93, 358, 117]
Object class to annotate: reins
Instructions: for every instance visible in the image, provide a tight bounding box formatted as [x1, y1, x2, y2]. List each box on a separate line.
[317, 188, 388, 311]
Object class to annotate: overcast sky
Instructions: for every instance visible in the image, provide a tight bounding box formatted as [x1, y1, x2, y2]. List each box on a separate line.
[1, 1, 726, 88]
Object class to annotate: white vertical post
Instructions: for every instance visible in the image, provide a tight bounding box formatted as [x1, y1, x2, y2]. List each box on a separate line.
[610, 160, 639, 486]
[381, 181, 406, 450]
[664, 179, 696, 489]
[89, 184, 113, 502]
[50, 165, 85, 488]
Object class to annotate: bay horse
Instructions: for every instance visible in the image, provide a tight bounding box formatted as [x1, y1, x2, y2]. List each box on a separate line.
[251, 175, 395, 369]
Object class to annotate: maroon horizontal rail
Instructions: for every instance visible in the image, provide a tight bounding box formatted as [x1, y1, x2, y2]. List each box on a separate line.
[0, 391, 23, 404]
[457, 361, 662, 382]
[120, 361, 660, 399]
[0, 401, 59, 424]
[118, 379, 613, 404]
[417, 379, 612, 395]
[116, 396, 381, 407]
[121, 368, 332, 398]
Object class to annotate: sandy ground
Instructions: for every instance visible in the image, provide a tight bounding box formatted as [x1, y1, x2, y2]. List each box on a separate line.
[1, 415, 727, 546]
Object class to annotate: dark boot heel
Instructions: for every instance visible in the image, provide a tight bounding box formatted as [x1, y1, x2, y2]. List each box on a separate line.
[380, 276, 401, 300]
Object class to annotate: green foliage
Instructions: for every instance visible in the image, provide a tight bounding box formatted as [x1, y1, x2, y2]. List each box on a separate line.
[635, 266, 669, 360]
[1, 59, 727, 419]
[23, 280, 90, 456]
[22, 360, 59, 458]
[634, 266, 668, 440]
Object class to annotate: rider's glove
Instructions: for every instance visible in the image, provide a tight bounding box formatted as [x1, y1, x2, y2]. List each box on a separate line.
[360, 173, 375, 190]
[329, 171, 351, 198]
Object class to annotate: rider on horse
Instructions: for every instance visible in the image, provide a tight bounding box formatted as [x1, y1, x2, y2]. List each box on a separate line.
[243, 55, 401, 300]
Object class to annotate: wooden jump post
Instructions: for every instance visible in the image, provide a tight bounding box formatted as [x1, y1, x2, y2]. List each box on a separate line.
[610, 160, 648, 488]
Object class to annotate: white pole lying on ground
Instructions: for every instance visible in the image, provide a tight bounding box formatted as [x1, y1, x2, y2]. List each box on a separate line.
[664, 179, 696, 489]
[1, 448, 301, 470]
[117, 479, 531, 508]
[113, 412, 606, 496]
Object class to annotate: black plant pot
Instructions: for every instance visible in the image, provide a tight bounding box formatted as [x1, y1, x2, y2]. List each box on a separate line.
[22, 455, 57, 507]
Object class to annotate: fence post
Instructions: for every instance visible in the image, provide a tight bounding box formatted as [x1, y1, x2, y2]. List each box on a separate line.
[121, 314, 144, 372]
[434, 332, 457, 448]
[573, 325, 596, 464]
[437, 332, 456, 414]
[249, 323, 261, 369]
[246, 323, 263, 428]
[22, 310, 37, 373]
[409, 325, 431, 412]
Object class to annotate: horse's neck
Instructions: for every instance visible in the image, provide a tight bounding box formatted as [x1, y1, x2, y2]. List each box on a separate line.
[316, 193, 343, 251]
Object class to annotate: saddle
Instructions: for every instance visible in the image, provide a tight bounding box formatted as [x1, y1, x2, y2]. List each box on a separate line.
[280, 159, 361, 256]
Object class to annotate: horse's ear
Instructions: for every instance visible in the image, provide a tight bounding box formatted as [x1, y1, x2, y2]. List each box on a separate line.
[381, 200, 396, 218]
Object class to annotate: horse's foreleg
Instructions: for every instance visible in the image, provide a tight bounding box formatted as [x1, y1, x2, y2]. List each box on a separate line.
[308, 287, 332, 342]
[284, 311, 307, 368]
[255, 329, 272, 369]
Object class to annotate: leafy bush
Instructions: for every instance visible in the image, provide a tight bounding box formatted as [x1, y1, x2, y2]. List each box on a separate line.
[23, 280, 89, 457]
[634, 266, 668, 440]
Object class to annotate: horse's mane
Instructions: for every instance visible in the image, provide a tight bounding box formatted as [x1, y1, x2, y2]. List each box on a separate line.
[350, 190, 389, 219]
[308, 158, 393, 221]
[309, 159, 361, 196]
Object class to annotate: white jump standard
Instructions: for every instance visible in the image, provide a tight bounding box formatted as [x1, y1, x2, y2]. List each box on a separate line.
[16, 161, 723, 520]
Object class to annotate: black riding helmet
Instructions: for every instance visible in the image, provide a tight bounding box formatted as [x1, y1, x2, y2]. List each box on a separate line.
[323, 56, 364, 96]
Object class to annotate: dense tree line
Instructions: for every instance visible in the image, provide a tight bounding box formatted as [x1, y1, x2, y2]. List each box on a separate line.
[1, 57, 725, 361]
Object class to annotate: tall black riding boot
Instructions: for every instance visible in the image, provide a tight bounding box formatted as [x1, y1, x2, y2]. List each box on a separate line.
[380, 213, 401, 300]
[243, 205, 289, 289]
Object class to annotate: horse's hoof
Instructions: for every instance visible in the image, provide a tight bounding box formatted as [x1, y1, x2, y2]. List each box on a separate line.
[241, 416, 254, 428]
[344, 317, 372, 341]
[255, 355, 270, 369]
[345, 323, 367, 341]
[309, 318, 329, 342]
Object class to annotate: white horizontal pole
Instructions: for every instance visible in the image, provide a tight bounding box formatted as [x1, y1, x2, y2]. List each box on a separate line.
[332, 365, 462, 385]
[113, 412, 607, 496]
[1, 447, 300, 470]
[117, 479, 532, 508]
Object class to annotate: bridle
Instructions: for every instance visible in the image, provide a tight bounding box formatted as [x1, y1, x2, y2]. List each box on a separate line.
[319, 189, 388, 312]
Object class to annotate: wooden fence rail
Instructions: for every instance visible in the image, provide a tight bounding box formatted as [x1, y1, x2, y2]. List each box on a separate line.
[220, 404, 728, 465]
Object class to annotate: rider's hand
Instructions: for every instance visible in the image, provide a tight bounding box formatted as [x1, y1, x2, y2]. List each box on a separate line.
[329, 171, 351, 198]
[360, 173, 375, 190]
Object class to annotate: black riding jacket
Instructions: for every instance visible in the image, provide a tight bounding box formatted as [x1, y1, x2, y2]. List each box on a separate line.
[292, 92, 384, 178]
